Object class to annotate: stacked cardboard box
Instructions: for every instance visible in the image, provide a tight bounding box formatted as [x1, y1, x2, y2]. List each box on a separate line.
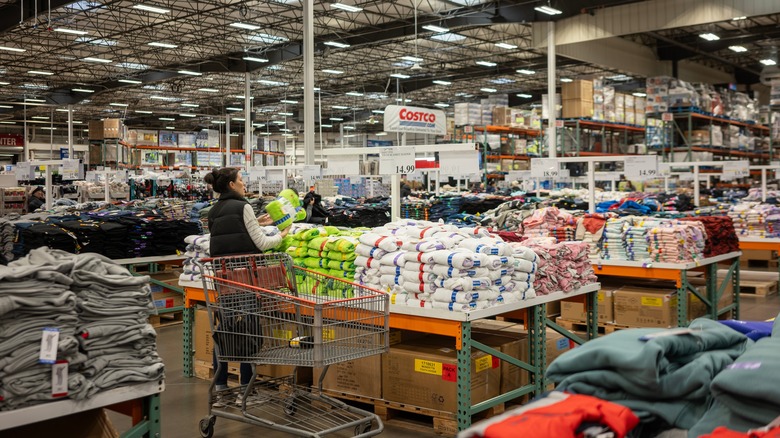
[613, 282, 713, 328]
[454, 103, 482, 126]
[645, 76, 673, 114]
[492, 107, 513, 126]
[89, 121, 104, 140]
[103, 118, 124, 139]
[560, 287, 616, 323]
[635, 97, 646, 125]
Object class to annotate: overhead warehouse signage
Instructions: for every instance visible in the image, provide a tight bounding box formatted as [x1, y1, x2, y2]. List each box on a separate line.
[383, 105, 446, 135]
[0, 134, 24, 147]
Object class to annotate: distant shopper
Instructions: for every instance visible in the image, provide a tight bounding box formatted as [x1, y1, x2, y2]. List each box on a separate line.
[28, 187, 45, 212]
[486, 180, 497, 194]
[400, 181, 412, 198]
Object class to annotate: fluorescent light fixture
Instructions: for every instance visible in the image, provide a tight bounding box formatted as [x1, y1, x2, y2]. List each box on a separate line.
[322, 69, 344, 74]
[25, 98, 46, 103]
[75, 37, 117, 46]
[401, 56, 422, 62]
[332, 105, 349, 109]
[259, 132, 272, 135]
[31, 116, 49, 120]
[422, 24, 448, 33]
[330, 117, 344, 121]
[54, 28, 88, 35]
[534, 5, 562, 15]
[430, 32, 465, 42]
[560, 78, 573, 82]
[0, 105, 13, 108]
[375, 132, 388, 136]
[476, 60, 497, 67]
[346, 91, 363, 97]
[234, 95, 254, 99]
[252, 123, 265, 127]
[390, 73, 410, 79]
[165, 126, 175, 130]
[198, 88, 219, 92]
[22, 84, 49, 90]
[632, 92, 647, 97]
[344, 126, 356, 130]
[118, 78, 142, 84]
[331, 3, 362, 12]
[0, 81, 10, 85]
[732, 16, 747, 20]
[278, 112, 294, 116]
[371, 110, 384, 114]
[395, 98, 411, 102]
[56, 108, 70, 112]
[148, 42, 178, 48]
[320, 124, 333, 128]
[72, 88, 94, 93]
[324, 41, 350, 48]
[432, 80, 452, 85]
[181, 103, 200, 107]
[699, 33, 720, 41]
[230, 22, 261, 30]
[150, 95, 170, 100]
[729, 45, 748, 52]
[434, 103, 450, 108]
[179, 113, 197, 117]
[243, 56, 269, 63]
[82, 57, 112, 63]
[232, 118, 245, 121]
[494, 42, 517, 50]
[272, 120, 286, 124]
[211, 120, 226, 124]
[226, 107, 243, 111]
[0, 121, 15, 124]
[135, 110, 153, 114]
[249, 33, 288, 44]
[109, 102, 128, 106]
[516, 93, 533, 98]
[132, 4, 170, 13]
[280, 99, 298, 104]
[258, 79, 287, 86]
[28, 70, 54, 75]
[761, 59, 777, 66]
[480, 88, 497, 93]
[517, 69, 535, 75]
[159, 117, 175, 121]
[41, 127, 57, 130]
[0, 46, 25, 53]
[117, 62, 149, 70]
[178, 70, 202, 76]
[279, 128, 291, 132]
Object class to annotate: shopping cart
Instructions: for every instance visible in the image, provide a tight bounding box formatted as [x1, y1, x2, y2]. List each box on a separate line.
[197, 253, 389, 438]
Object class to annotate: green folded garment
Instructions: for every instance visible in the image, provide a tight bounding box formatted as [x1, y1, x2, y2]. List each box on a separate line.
[292, 257, 306, 267]
[307, 249, 327, 258]
[302, 257, 329, 269]
[273, 235, 294, 252]
[327, 250, 356, 262]
[328, 269, 354, 280]
[327, 259, 355, 271]
[286, 246, 308, 258]
[326, 237, 357, 253]
[307, 236, 330, 251]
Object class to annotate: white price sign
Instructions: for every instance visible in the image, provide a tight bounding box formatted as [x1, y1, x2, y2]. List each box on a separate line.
[14, 162, 33, 181]
[594, 172, 621, 181]
[302, 165, 322, 182]
[624, 155, 659, 180]
[659, 162, 672, 177]
[324, 156, 360, 176]
[248, 167, 266, 182]
[439, 150, 479, 177]
[722, 160, 749, 179]
[506, 171, 531, 181]
[379, 146, 416, 175]
[678, 173, 694, 181]
[530, 158, 567, 179]
[662, 112, 673, 122]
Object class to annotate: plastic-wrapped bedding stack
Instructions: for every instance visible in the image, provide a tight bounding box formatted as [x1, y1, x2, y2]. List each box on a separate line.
[520, 239, 597, 295]
[354, 220, 535, 312]
[180, 234, 210, 284]
[728, 203, 780, 238]
[648, 220, 707, 263]
[286, 226, 361, 296]
[0, 249, 92, 410]
[600, 217, 629, 260]
[677, 216, 739, 257]
[521, 207, 576, 241]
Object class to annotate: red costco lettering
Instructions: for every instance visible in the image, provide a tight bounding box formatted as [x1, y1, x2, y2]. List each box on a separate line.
[399, 108, 436, 123]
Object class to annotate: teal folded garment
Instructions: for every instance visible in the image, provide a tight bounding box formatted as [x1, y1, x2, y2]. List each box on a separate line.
[547, 318, 748, 429]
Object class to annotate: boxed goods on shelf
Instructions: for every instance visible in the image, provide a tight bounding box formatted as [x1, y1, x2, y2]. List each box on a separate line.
[562, 80, 593, 100]
[481, 99, 493, 125]
[88, 121, 104, 140]
[562, 99, 593, 119]
[561, 288, 616, 323]
[613, 285, 707, 328]
[103, 118, 123, 139]
[615, 93, 625, 123]
[454, 103, 482, 126]
[492, 107, 513, 126]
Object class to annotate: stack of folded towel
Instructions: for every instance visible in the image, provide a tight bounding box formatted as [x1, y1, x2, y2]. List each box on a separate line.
[181, 234, 210, 284]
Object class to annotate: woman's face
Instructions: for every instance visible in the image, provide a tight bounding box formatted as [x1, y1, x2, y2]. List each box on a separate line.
[230, 172, 246, 196]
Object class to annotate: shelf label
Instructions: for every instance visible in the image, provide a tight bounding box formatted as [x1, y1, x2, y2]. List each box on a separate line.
[594, 172, 621, 181]
[414, 359, 442, 376]
[662, 112, 673, 122]
[464, 126, 474, 134]
[624, 156, 658, 180]
[324, 155, 360, 176]
[39, 328, 59, 364]
[379, 146, 416, 175]
[555, 120, 564, 128]
[507, 171, 531, 181]
[722, 160, 749, 179]
[439, 150, 479, 176]
[531, 158, 567, 178]
[302, 165, 322, 182]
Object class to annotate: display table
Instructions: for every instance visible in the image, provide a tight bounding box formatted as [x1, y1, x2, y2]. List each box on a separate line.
[739, 237, 780, 278]
[182, 282, 600, 431]
[592, 251, 741, 326]
[0, 380, 164, 437]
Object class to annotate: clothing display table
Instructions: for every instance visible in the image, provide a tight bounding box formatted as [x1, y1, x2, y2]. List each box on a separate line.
[738, 237, 780, 279]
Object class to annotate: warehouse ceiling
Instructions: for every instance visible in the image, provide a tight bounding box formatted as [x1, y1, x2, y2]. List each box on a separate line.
[0, 0, 775, 136]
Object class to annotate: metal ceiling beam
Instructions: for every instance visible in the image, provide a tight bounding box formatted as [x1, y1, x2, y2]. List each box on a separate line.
[0, 0, 79, 33]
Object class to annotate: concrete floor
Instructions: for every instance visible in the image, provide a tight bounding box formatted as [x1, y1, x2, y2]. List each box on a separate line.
[113, 292, 779, 437]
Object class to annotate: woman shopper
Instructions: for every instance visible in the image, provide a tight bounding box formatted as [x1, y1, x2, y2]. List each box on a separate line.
[204, 167, 288, 406]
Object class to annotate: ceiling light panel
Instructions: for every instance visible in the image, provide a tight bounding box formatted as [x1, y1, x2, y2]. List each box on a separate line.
[322, 69, 344, 74]
[331, 3, 362, 12]
[495, 42, 517, 50]
[422, 24, 448, 33]
[243, 56, 269, 63]
[132, 4, 170, 14]
[699, 33, 720, 41]
[534, 5, 562, 15]
[324, 41, 350, 48]
[54, 28, 88, 35]
[729, 46, 747, 52]
[148, 42, 178, 48]
[476, 61, 497, 67]
[430, 33, 465, 42]
[230, 22, 261, 30]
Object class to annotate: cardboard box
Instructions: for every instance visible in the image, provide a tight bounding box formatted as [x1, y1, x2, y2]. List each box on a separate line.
[562, 80, 593, 100]
[492, 107, 512, 126]
[149, 272, 184, 310]
[546, 328, 575, 365]
[562, 99, 593, 119]
[194, 308, 215, 362]
[103, 118, 124, 139]
[471, 331, 528, 395]
[614, 286, 679, 328]
[560, 289, 615, 323]
[6, 408, 119, 438]
[742, 249, 777, 261]
[382, 335, 500, 412]
[88, 121, 104, 140]
[689, 277, 735, 311]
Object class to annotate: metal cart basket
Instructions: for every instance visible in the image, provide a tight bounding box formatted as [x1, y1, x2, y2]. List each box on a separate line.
[197, 253, 389, 438]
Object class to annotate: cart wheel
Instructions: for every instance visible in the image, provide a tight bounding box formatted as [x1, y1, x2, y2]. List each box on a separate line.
[355, 422, 372, 435]
[199, 416, 215, 438]
[284, 398, 297, 416]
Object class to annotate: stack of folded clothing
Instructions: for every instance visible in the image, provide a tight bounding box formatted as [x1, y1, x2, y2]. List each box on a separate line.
[522, 207, 576, 240]
[100, 221, 129, 259]
[648, 220, 707, 263]
[520, 239, 596, 295]
[401, 197, 430, 221]
[181, 234, 210, 284]
[325, 197, 391, 228]
[728, 203, 780, 238]
[575, 213, 609, 260]
[287, 226, 360, 288]
[354, 220, 530, 312]
[15, 222, 79, 256]
[547, 318, 750, 432]
[58, 219, 106, 255]
[0, 250, 92, 410]
[601, 218, 628, 260]
[678, 216, 740, 257]
[478, 199, 534, 232]
[622, 217, 660, 262]
[429, 194, 465, 222]
[0, 217, 17, 264]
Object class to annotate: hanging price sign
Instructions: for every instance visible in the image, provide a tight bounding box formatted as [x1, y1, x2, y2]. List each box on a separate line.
[439, 150, 479, 176]
[624, 155, 659, 180]
[530, 158, 568, 178]
[722, 160, 749, 179]
[379, 146, 416, 175]
[324, 156, 360, 176]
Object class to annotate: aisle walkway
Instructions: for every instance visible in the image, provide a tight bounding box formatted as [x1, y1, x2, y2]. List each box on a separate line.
[126, 293, 779, 437]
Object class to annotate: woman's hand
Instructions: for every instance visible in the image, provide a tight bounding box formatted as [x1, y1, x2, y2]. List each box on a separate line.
[280, 227, 290, 237]
[257, 213, 273, 226]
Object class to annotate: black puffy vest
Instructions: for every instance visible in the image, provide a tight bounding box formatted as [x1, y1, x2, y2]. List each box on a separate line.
[208, 191, 259, 257]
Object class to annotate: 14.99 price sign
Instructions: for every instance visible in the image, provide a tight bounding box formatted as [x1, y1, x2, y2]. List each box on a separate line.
[624, 156, 659, 180]
[379, 146, 416, 175]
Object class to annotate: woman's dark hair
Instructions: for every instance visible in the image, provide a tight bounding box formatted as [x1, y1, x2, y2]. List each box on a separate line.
[204, 167, 239, 194]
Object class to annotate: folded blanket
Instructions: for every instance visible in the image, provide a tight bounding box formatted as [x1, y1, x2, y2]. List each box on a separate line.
[430, 300, 488, 312]
[459, 239, 500, 255]
[488, 268, 513, 281]
[358, 233, 401, 252]
[432, 289, 477, 304]
[466, 267, 489, 278]
[429, 265, 468, 278]
[379, 265, 403, 276]
[404, 251, 436, 264]
[327, 250, 356, 261]
[354, 256, 381, 269]
[379, 251, 408, 267]
[402, 281, 437, 294]
[428, 250, 475, 269]
[406, 298, 433, 309]
[326, 260, 354, 271]
[401, 270, 436, 283]
[302, 257, 329, 270]
[389, 293, 408, 305]
[434, 277, 491, 291]
[513, 259, 536, 274]
[355, 243, 387, 259]
[401, 239, 447, 253]
[379, 274, 404, 287]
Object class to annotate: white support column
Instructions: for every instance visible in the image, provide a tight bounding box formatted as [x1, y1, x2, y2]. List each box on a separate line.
[762, 169, 767, 202]
[303, 0, 315, 166]
[67, 105, 73, 157]
[244, 72, 252, 168]
[588, 161, 596, 213]
[44, 166, 52, 210]
[547, 21, 557, 159]
[693, 166, 700, 207]
[23, 103, 28, 161]
[225, 115, 231, 167]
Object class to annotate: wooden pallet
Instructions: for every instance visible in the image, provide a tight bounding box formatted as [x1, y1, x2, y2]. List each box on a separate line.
[193, 359, 243, 381]
[149, 310, 184, 328]
[740, 280, 778, 297]
[554, 317, 632, 335]
[318, 389, 504, 436]
[740, 259, 779, 270]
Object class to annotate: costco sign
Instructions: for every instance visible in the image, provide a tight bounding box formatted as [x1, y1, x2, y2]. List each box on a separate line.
[383, 105, 446, 135]
[0, 134, 24, 147]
